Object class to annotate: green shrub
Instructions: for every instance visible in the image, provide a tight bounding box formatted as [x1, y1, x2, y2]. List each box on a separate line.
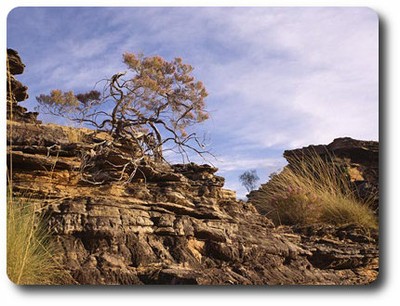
[7, 196, 73, 285]
[251, 152, 378, 230]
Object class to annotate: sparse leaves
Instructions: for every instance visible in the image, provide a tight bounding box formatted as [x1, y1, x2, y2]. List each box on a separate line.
[36, 89, 101, 118]
[75, 90, 101, 105]
[37, 89, 78, 107]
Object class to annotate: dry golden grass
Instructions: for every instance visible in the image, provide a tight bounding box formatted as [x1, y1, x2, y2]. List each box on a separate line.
[7, 195, 74, 285]
[251, 151, 378, 230]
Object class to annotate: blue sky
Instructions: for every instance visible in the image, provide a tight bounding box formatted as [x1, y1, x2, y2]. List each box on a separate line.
[7, 7, 378, 198]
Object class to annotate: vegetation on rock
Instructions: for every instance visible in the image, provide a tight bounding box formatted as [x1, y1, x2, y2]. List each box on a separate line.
[248, 151, 378, 230]
[7, 195, 73, 285]
[36, 52, 210, 165]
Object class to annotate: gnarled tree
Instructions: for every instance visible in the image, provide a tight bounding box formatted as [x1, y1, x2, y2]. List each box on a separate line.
[36, 52, 211, 183]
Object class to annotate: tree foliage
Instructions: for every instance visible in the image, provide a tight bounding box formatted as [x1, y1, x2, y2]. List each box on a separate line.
[36, 52, 210, 163]
[239, 169, 260, 193]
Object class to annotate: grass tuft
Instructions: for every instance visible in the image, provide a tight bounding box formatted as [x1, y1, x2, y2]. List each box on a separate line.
[7, 196, 74, 285]
[251, 151, 378, 230]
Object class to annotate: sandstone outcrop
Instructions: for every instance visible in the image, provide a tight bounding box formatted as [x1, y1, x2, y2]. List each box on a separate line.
[8, 121, 379, 285]
[7, 48, 40, 123]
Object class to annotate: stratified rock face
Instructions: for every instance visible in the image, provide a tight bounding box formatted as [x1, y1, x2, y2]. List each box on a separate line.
[283, 137, 379, 211]
[8, 121, 379, 285]
[7, 49, 40, 123]
[8, 49, 26, 75]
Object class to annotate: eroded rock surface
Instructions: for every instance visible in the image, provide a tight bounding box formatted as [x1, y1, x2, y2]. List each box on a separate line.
[8, 121, 379, 285]
[7, 48, 41, 123]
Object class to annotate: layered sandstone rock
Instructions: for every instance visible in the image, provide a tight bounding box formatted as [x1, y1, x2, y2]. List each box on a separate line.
[7, 48, 40, 123]
[8, 121, 379, 285]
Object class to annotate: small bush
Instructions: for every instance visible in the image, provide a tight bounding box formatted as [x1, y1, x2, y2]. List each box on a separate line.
[251, 152, 378, 230]
[239, 169, 260, 192]
[7, 196, 73, 285]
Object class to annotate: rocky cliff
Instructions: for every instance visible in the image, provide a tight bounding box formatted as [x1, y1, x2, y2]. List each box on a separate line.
[7, 51, 378, 285]
[7, 122, 379, 285]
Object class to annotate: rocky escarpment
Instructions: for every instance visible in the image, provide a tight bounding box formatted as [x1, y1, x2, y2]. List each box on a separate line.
[8, 121, 379, 285]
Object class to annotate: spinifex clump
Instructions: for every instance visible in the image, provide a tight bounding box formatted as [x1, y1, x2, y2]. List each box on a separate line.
[250, 151, 377, 230]
[7, 195, 73, 285]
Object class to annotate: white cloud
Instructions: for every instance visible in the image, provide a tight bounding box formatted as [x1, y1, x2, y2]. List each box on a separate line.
[215, 157, 282, 173]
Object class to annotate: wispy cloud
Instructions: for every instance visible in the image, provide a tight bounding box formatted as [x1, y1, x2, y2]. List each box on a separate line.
[215, 157, 283, 173]
[198, 7, 378, 149]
